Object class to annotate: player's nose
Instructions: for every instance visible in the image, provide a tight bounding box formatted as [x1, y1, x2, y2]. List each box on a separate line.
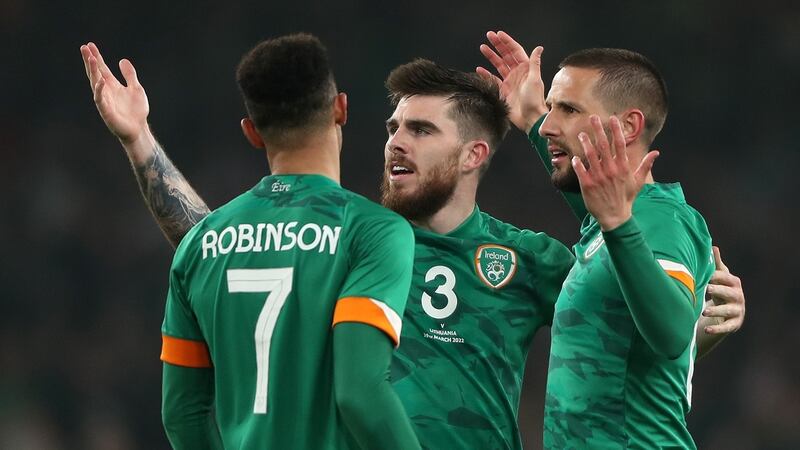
[539, 113, 557, 138]
[386, 133, 408, 155]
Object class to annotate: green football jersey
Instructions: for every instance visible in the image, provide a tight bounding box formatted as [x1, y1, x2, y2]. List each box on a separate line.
[161, 174, 414, 449]
[544, 183, 714, 449]
[391, 206, 575, 450]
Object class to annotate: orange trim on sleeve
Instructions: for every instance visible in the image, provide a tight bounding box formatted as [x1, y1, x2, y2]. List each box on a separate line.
[332, 297, 399, 346]
[161, 334, 212, 368]
[665, 270, 696, 303]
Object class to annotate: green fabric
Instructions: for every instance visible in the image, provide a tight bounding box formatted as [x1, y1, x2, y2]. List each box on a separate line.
[333, 323, 421, 450]
[391, 206, 575, 450]
[161, 364, 223, 450]
[544, 183, 714, 449]
[162, 174, 415, 449]
[603, 217, 695, 358]
[527, 114, 589, 220]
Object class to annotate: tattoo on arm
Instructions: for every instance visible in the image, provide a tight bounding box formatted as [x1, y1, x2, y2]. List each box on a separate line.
[133, 143, 211, 247]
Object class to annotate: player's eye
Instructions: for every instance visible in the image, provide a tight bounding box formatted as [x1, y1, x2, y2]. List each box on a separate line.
[387, 125, 398, 135]
[412, 126, 430, 136]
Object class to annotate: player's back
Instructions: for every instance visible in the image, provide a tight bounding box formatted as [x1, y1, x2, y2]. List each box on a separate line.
[164, 174, 411, 449]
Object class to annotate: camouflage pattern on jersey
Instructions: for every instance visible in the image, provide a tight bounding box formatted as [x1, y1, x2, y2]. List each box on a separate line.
[391, 207, 574, 450]
[544, 183, 713, 449]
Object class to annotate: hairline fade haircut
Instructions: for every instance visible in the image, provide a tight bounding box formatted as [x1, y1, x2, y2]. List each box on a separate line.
[385, 59, 510, 175]
[559, 48, 668, 145]
[235, 33, 337, 145]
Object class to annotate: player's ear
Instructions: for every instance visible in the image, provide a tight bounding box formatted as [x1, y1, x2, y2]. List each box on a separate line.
[619, 108, 645, 145]
[241, 118, 265, 149]
[333, 92, 347, 126]
[462, 140, 490, 173]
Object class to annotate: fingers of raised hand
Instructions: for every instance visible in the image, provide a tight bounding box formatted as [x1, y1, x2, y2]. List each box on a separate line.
[575, 134, 596, 186]
[591, 115, 613, 162]
[703, 303, 741, 319]
[706, 285, 745, 317]
[709, 270, 742, 289]
[609, 116, 628, 164]
[635, 150, 659, 184]
[93, 76, 107, 106]
[486, 31, 519, 69]
[578, 131, 601, 170]
[476, 66, 501, 84]
[80, 45, 94, 84]
[119, 59, 140, 88]
[713, 246, 730, 272]
[496, 30, 528, 63]
[704, 320, 741, 335]
[479, 43, 510, 78]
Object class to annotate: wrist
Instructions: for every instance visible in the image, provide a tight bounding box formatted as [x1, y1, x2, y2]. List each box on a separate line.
[120, 124, 156, 165]
[597, 213, 632, 232]
[520, 110, 547, 135]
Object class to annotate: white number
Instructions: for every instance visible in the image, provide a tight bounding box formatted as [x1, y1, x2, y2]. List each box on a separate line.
[421, 265, 458, 320]
[227, 268, 294, 414]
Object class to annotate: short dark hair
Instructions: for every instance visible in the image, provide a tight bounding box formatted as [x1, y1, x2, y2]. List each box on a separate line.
[559, 48, 668, 144]
[236, 33, 336, 142]
[386, 59, 510, 173]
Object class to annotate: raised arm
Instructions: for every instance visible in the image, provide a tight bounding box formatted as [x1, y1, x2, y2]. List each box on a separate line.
[478, 31, 587, 219]
[80, 42, 210, 247]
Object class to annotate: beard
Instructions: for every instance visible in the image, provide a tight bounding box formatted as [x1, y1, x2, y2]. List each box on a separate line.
[551, 163, 582, 193]
[380, 148, 460, 221]
[548, 138, 587, 193]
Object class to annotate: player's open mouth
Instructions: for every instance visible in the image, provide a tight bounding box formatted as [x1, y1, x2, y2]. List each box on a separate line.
[549, 148, 568, 164]
[390, 165, 415, 181]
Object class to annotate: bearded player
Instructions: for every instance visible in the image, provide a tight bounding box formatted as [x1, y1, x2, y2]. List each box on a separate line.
[82, 35, 421, 450]
[82, 39, 744, 449]
[480, 31, 746, 448]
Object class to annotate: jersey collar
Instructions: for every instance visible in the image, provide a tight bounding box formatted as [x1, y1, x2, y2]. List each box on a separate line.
[251, 174, 339, 196]
[413, 205, 483, 239]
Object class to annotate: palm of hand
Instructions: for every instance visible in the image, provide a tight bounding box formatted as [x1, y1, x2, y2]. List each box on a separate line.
[98, 80, 149, 142]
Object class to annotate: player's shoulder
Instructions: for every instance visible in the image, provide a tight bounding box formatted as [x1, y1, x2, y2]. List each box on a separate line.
[342, 189, 409, 225]
[633, 183, 711, 238]
[336, 189, 414, 246]
[478, 211, 571, 259]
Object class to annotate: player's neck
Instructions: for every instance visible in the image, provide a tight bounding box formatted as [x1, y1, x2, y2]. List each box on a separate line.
[411, 178, 478, 235]
[266, 128, 341, 183]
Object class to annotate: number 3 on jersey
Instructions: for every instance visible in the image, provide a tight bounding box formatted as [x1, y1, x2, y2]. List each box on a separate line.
[421, 265, 458, 320]
[227, 268, 293, 414]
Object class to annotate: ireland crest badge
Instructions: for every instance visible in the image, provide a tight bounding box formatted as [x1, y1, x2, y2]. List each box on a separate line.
[474, 244, 517, 289]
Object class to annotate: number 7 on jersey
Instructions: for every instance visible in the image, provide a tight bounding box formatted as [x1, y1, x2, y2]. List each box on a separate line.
[227, 268, 294, 414]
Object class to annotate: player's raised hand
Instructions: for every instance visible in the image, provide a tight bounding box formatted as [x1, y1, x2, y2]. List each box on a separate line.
[477, 31, 547, 134]
[80, 42, 150, 144]
[702, 246, 746, 334]
[573, 115, 659, 231]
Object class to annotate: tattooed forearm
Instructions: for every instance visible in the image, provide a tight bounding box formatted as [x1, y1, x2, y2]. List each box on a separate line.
[133, 143, 211, 248]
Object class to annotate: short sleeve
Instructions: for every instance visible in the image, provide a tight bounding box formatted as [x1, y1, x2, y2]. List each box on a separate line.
[332, 215, 415, 347]
[161, 248, 212, 368]
[634, 202, 713, 305]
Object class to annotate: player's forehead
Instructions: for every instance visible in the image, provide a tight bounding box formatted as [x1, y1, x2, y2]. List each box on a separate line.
[546, 66, 601, 104]
[389, 95, 457, 127]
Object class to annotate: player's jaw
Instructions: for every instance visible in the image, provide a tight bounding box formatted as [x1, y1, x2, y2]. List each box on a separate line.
[547, 137, 584, 193]
[380, 149, 460, 221]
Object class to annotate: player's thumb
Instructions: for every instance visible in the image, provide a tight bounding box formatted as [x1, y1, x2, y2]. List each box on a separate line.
[119, 59, 140, 87]
[635, 150, 659, 183]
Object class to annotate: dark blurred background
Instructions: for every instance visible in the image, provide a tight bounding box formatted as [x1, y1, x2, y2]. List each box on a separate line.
[1, 0, 797, 448]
